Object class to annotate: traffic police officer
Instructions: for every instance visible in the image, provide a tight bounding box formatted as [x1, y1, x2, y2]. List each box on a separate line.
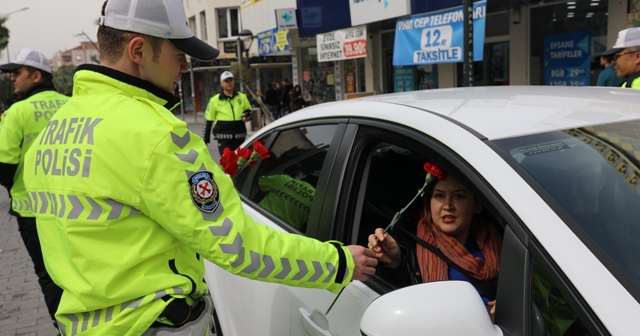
[601, 27, 640, 88]
[23, 0, 377, 335]
[202, 71, 253, 155]
[0, 48, 68, 328]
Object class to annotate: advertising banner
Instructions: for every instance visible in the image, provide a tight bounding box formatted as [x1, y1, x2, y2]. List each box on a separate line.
[316, 26, 367, 62]
[393, 0, 486, 66]
[544, 31, 591, 86]
[257, 28, 291, 56]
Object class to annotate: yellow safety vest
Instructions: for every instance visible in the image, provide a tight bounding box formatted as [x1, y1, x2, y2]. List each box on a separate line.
[23, 65, 354, 336]
[0, 88, 69, 216]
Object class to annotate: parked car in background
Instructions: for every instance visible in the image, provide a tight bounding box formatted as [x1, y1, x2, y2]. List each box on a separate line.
[205, 86, 640, 335]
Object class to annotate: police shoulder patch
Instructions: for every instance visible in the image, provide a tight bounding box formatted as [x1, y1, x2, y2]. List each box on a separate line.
[188, 171, 220, 213]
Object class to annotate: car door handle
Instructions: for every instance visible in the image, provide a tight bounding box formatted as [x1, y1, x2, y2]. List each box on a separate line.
[299, 308, 334, 336]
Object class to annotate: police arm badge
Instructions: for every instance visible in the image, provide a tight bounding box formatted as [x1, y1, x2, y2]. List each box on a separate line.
[189, 171, 220, 213]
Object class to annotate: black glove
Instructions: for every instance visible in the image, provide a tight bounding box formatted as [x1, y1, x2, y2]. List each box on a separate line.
[241, 110, 253, 121]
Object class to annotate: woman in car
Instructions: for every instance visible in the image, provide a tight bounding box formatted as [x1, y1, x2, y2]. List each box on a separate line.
[368, 164, 502, 313]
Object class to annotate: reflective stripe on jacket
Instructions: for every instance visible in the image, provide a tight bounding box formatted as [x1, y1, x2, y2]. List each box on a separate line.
[0, 88, 69, 216]
[24, 65, 354, 335]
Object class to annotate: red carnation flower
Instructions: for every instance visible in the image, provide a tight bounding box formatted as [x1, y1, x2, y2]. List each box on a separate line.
[237, 147, 251, 161]
[218, 140, 270, 177]
[252, 140, 270, 159]
[220, 148, 239, 177]
[423, 162, 447, 180]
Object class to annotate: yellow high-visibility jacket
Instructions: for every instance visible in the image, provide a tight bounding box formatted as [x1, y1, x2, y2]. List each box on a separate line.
[622, 73, 640, 88]
[0, 84, 68, 216]
[23, 65, 354, 336]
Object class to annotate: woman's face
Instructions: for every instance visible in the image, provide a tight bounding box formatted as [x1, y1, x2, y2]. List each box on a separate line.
[429, 176, 479, 243]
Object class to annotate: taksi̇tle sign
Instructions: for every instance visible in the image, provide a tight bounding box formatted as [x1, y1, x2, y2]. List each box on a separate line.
[316, 26, 367, 62]
[393, 0, 486, 65]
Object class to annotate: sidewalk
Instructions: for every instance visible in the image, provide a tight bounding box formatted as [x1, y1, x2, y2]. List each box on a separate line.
[0, 192, 57, 335]
[0, 111, 260, 335]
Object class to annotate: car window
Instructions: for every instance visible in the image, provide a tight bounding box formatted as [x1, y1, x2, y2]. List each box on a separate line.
[353, 142, 428, 247]
[236, 125, 337, 233]
[494, 121, 640, 292]
[531, 258, 592, 336]
[337, 125, 504, 293]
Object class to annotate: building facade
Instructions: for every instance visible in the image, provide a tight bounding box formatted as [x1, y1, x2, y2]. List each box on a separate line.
[182, 0, 636, 111]
[50, 41, 99, 71]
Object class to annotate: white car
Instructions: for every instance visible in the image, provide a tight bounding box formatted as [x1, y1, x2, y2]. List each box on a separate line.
[204, 86, 640, 336]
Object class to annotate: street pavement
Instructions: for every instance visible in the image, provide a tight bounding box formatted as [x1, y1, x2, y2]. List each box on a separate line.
[0, 111, 240, 335]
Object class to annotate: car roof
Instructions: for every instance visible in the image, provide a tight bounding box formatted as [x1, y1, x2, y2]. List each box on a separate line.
[290, 86, 640, 140]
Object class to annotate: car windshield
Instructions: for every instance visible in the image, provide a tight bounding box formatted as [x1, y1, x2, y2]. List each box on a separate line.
[495, 120, 640, 290]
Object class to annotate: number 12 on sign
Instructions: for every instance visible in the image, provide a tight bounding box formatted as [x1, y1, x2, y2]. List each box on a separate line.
[421, 26, 452, 49]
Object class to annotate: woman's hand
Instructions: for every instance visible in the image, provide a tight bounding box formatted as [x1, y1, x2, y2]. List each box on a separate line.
[367, 228, 401, 268]
[487, 300, 496, 323]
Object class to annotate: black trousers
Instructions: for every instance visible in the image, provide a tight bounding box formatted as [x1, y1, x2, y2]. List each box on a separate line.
[16, 216, 63, 323]
[217, 138, 245, 156]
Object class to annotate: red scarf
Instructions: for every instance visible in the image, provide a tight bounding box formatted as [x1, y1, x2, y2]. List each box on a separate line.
[416, 214, 501, 283]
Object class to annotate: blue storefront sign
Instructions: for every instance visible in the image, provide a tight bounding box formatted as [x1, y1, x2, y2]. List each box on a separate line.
[393, 1, 486, 66]
[296, 0, 351, 37]
[257, 28, 291, 56]
[544, 31, 591, 86]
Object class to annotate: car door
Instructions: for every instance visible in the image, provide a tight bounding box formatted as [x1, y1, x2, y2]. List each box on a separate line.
[329, 119, 614, 336]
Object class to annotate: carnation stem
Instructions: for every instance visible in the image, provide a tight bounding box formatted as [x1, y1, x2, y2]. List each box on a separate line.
[383, 174, 432, 233]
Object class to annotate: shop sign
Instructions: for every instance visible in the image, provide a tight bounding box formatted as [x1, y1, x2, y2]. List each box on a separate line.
[316, 26, 367, 62]
[393, 66, 415, 92]
[276, 8, 298, 30]
[350, 0, 411, 26]
[544, 31, 591, 86]
[257, 28, 291, 56]
[223, 42, 237, 54]
[393, 0, 486, 66]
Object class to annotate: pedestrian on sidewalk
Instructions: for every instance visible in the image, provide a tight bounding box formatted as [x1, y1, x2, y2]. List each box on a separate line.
[280, 78, 293, 117]
[0, 48, 68, 329]
[23, 0, 376, 335]
[264, 82, 279, 119]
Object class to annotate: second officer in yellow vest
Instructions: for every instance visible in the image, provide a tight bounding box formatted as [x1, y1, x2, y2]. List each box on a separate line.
[0, 48, 67, 329]
[202, 71, 253, 155]
[601, 27, 640, 88]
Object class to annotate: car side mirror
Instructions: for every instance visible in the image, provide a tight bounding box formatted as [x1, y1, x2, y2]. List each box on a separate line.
[360, 281, 503, 336]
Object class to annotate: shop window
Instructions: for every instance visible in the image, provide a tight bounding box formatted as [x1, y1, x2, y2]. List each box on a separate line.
[529, 1, 608, 85]
[456, 42, 509, 86]
[300, 46, 336, 104]
[343, 58, 367, 95]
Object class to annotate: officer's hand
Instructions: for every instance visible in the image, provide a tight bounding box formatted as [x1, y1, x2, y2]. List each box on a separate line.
[347, 245, 377, 282]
